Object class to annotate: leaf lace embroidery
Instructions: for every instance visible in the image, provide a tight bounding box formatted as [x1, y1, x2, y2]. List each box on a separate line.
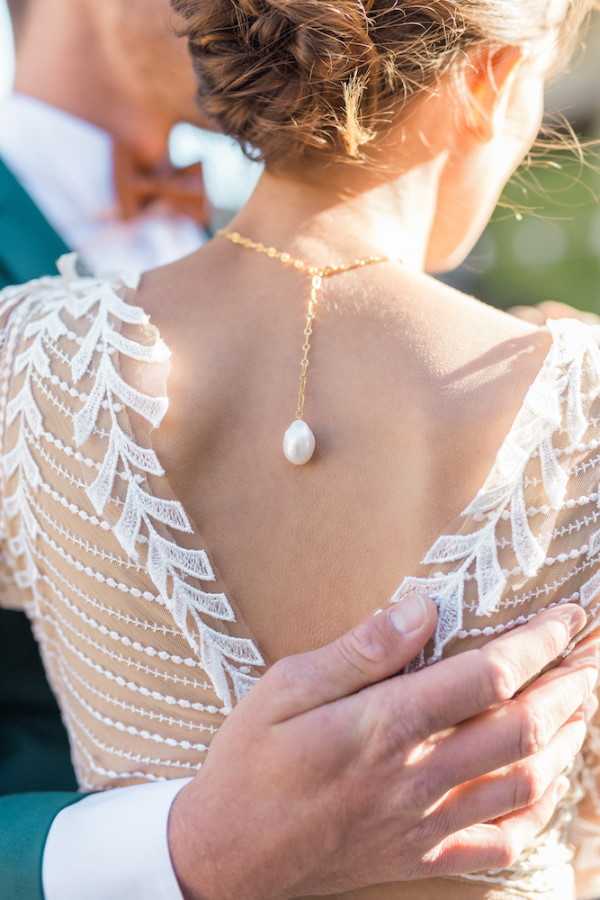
[0, 255, 265, 745]
[392, 319, 600, 662]
[388, 318, 600, 893]
[3, 261, 600, 890]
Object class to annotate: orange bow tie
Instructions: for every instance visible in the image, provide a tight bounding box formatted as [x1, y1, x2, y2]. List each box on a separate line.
[113, 142, 211, 229]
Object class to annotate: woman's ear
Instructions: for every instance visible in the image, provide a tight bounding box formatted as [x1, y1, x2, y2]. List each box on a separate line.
[462, 45, 524, 142]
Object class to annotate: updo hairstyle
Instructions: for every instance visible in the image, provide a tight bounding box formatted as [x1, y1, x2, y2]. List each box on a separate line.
[172, 0, 595, 166]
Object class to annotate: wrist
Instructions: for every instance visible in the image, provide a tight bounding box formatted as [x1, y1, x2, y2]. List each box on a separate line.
[168, 783, 220, 900]
[168, 781, 293, 900]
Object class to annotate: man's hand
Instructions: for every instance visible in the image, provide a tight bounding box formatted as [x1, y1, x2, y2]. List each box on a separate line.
[511, 300, 600, 326]
[169, 595, 597, 900]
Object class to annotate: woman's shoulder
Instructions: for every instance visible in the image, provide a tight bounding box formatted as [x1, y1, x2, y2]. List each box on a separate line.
[453, 291, 600, 490]
[400, 269, 553, 412]
[420, 275, 600, 474]
[0, 255, 141, 338]
[0, 253, 170, 389]
[0, 256, 171, 491]
[396, 296, 600, 666]
[0, 254, 264, 709]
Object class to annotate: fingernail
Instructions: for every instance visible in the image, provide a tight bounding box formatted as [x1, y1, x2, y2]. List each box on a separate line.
[553, 776, 570, 803]
[575, 650, 600, 667]
[559, 605, 587, 636]
[390, 593, 429, 634]
[584, 667, 598, 697]
[583, 697, 598, 722]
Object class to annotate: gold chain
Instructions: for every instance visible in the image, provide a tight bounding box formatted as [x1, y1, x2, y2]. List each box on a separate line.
[217, 229, 391, 422]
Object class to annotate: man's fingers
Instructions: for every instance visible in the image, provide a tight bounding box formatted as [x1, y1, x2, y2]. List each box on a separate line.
[493, 774, 571, 859]
[375, 604, 586, 739]
[428, 777, 570, 877]
[428, 656, 596, 792]
[510, 304, 546, 324]
[558, 630, 600, 672]
[583, 693, 599, 722]
[257, 591, 437, 720]
[437, 713, 587, 834]
[510, 301, 600, 326]
[536, 301, 600, 325]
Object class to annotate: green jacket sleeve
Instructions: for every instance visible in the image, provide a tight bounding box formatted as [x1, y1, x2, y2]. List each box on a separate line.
[0, 792, 89, 900]
[0, 159, 82, 900]
[0, 159, 69, 289]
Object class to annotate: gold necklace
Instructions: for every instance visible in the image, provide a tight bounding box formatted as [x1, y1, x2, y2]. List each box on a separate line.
[218, 229, 391, 465]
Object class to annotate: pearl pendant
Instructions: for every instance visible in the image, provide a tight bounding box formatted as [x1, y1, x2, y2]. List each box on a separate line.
[283, 419, 316, 465]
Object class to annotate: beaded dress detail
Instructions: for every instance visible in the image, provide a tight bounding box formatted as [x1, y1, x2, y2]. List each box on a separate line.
[0, 257, 265, 789]
[2, 256, 600, 896]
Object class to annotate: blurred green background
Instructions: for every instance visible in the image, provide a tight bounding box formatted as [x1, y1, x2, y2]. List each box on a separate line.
[443, 21, 600, 313]
[452, 150, 600, 312]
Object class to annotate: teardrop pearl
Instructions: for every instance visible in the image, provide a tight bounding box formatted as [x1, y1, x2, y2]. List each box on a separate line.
[283, 419, 316, 465]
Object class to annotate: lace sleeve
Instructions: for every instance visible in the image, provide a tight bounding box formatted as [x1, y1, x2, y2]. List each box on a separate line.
[0, 255, 266, 789]
[392, 318, 600, 894]
[0, 274, 63, 610]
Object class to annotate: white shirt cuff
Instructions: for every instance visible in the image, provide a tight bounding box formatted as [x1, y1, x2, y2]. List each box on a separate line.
[42, 778, 192, 900]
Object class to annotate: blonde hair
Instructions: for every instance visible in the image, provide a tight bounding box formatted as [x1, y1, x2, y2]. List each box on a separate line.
[172, 0, 596, 166]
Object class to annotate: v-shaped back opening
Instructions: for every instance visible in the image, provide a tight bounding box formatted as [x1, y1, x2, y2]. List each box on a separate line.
[124, 261, 572, 675]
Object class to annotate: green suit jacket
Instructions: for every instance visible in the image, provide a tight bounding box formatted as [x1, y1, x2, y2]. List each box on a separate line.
[0, 158, 84, 899]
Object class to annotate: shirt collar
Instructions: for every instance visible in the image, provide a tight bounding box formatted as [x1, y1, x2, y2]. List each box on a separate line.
[0, 92, 116, 227]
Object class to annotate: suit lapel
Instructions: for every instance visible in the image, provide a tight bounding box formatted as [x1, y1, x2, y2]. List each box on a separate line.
[0, 158, 70, 288]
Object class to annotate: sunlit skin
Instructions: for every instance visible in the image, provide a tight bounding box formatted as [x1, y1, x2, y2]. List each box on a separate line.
[14, 2, 591, 898]
[131, 12, 599, 896]
[12, 0, 208, 165]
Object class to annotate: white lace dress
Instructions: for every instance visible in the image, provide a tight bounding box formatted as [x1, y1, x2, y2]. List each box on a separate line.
[2, 256, 600, 897]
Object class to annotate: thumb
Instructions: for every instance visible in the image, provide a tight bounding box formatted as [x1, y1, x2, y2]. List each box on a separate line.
[261, 591, 437, 720]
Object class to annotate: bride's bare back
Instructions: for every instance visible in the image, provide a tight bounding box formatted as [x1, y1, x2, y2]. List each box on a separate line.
[1, 242, 598, 900]
[143, 247, 547, 663]
[137, 244, 565, 900]
[3, 0, 596, 893]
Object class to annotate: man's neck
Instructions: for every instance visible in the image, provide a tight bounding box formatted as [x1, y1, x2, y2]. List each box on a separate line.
[13, 6, 170, 166]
